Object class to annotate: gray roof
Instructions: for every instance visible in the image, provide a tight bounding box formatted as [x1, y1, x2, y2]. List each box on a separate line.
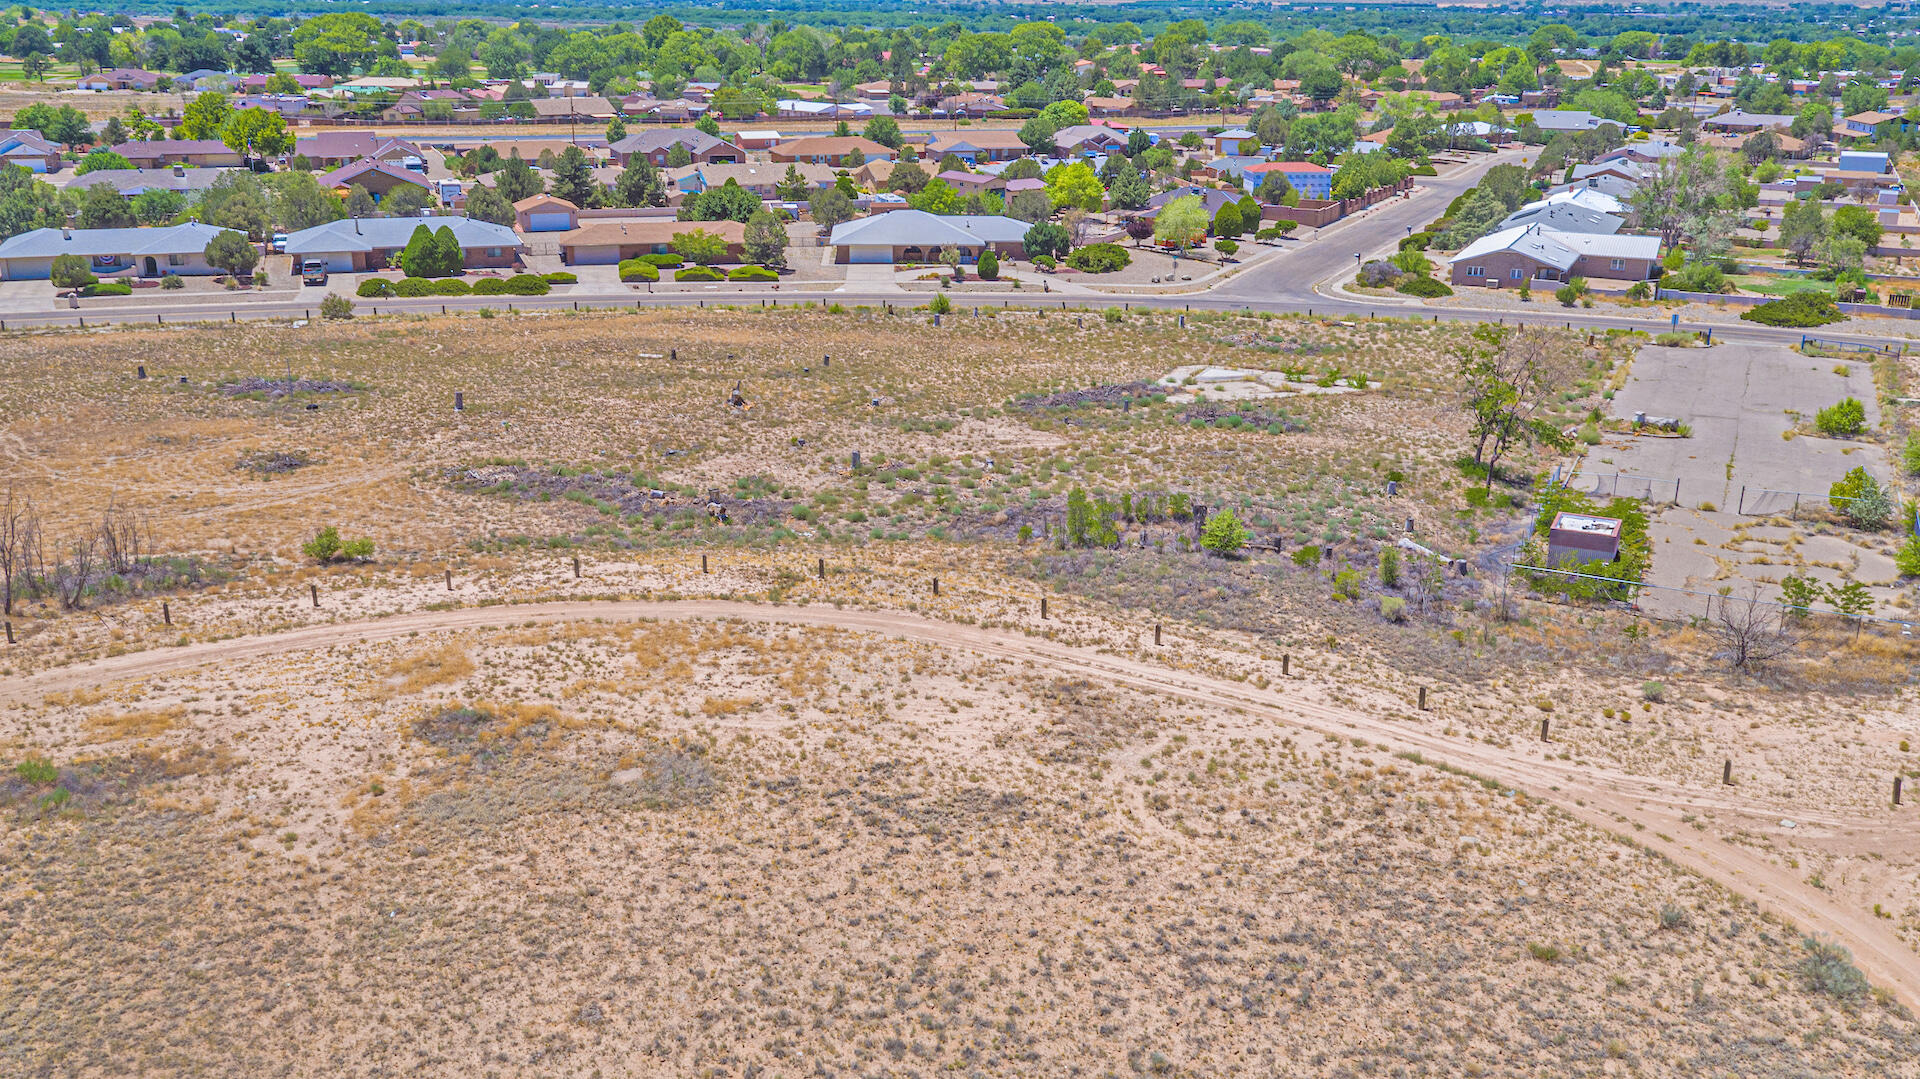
[0, 222, 238, 260]
[610, 130, 739, 156]
[1529, 110, 1625, 132]
[1497, 201, 1623, 235]
[1703, 110, 1796, 130]
[829, 209, 1028, 248]
[60, 168, 239, 195]
[1450, 223, 1659, 270]
[284, 215, 522, 254]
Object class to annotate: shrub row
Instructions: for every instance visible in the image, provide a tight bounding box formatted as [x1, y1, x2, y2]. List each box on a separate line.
[619, 258, 660, 282]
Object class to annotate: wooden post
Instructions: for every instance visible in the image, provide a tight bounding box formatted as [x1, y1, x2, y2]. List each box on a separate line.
[1040, 597, 1048, 619]
[1540, 717, 1550, 742]
[931, 577, 939, 596]
[444, 568, 453, 590]
[309, 583, 319, 608]
[1722, 760, 1732, 786]
[1282, 654, 1290, 676]
[454, 391, 464, 411]
[572, 555, 581, 578]
[3, 620, 12, 644]
[1895, 776, 1903, 806]
[1154, 623, 1161, 646]
[817, 557, 825, 580]
[1418, 686, 1428, 710]
[161, 601, 171, 626]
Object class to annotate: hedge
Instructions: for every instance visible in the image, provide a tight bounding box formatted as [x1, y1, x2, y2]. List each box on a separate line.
[471, 277, 510, 295]
[431, 278, 469, 295]
[727, 265, 778, 281]
[1398, 231, 1434, 251]
[543, 271, 577, 284]
[80, 280, 132, 297]
[675, 265, 722, 282]
[504, 274, 550, 295]
[394, 277, 434, 297]
[356, 278, 396, 298]
[1742, 291, 1845, 327]
[1065, 243, 1130, 273]
[619, 259, 659, 282]
[1395, 274, 1452, 297]
[636, 253, 683, 267]
[1410, 164, 1438, 176]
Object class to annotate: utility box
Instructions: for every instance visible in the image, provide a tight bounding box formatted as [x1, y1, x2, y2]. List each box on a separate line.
[1547, 511, 1622, 568]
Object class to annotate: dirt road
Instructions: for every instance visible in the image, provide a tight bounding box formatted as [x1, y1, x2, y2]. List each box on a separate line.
[10, 597, 1915, 1010]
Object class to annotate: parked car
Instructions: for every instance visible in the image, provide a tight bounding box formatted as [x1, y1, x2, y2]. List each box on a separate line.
[300, 259, 328, 285]
[271, 232, 288, 253]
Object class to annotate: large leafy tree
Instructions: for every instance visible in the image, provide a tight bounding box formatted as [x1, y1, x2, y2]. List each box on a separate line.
[1631, 146, 1737, 253]
[178, 92, 233, 141]
[680, 178, 759, 223]
[1152, 195, 1208, 252]
[742, 210, 788, 270]
[293, 13, 398, 76]
[463, 182, 515, 225]
[549, 146, 597, 207]
[203, 229, 260, 277]
[221, 107, 294, 162]
[492, 152, 543, 202]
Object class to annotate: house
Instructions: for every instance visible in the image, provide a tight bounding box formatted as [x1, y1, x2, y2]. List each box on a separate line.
[317, 158, 435, 201]
[1837, 150, 1892, 175]
[1052, 125, 1129, 156]
[1546, 512, 1622, 567]
[733, 130, 783, 151]
[382, 89, 473, 123]
[1841, 111, 1905, 138]
[608, 130, 743, 167]
[514, 195, 579, 233]
[78, 68, 165, 91]
[294, 132, 425, 169]
[1084, 96, 1135, 117]
[1551, 171, 1641, 201]
[1518, 187, 1626, 216]
[531, 96, 617, 122]
[1003, 177, 1046, 197]
[174, 69, 232, 92]
[924, 129, 1030, 164]
[775, 99, 873, 121]
[936, 170, 1004, 194]
[239, 72, 333, 92]
[1403, 89, 1468, 111]
[0, 222, 239, 280]
[1240, 162, 1333, 200]
[555, 218, 748, 265]
[1497, 201, 1623, 235]
[60, 166, 236, 199]
[1700, 110, 1795, 134]
[632, 98, 710, 123]
[283, 216, 522, 272]
[675, 161, 835, 200]
[1209, 129, 1259, 156]
[1569, 160, 1648, 186]
[934, 92, 1004, 117]
[854, 80, 896, 103]
[0, 129, 61, 172]
[850, 159, 897, 190]
[1595, 139, 1686, 165]
[828, 209, 1028, 263]
[109, 139, 243, 169]
[1447, 224, 1661, 286]
[771, 136, 895, 166]
[1528, 110, 1626, 134]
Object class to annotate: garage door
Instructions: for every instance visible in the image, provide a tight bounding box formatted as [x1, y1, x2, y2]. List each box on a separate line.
[848, 245, 890, 264]
[568, 245, 621, 266]
[324, 253, 355, 273]
[527, 211, 572, 232]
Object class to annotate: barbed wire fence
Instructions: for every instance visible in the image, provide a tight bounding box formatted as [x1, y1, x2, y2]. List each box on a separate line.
[1505, 561, 1917, 641]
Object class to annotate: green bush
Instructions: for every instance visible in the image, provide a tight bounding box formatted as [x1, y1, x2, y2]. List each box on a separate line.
[1554, 276, 1588, 306]
[431, 278, 469, 295]
[1895, 536, 1920, 578]
[1395, 275, 1452, 297]
[1031, 254, 1056, 270]
[356, 278, 396, 298]
[1902, 432, 1920, 475]
[975, 249, 999, 280]
[1654, 331, 1693, 347]
[1409, 164, 1438, 176]
[1065, 243, 1130, 273]
[1380, 595, 1407, 622]
[503, 274, 550, 295]
[675, 265, 722, 282]
[1664, 262, 1727, 293]
[1213, 238, 1239, 257]
[637, 253, 683, 267]
[1743, 291, 1844, 327]
[727, 265, 779, 281]
[1199, 507, 1248, 556]
[1829, 465, 1892, 529]
[319, 293, 354, 319]
[1815, 397, 1866, 436]
[543, 271, 577, 284]
[471, 277, 510, 295]
[393, 276, 433, 297]
[1625, 281, 1651, 300]
[928, 292, 951, 315]
[1798, 936, 1868, 999]
[619, 259, 660, 282]
[1398, 230, 1433, 251]
[160, 273, 184, 289]
[302, 525, 375, 563]
[16, 757, 57, 784]
[80, 280, 132, 297]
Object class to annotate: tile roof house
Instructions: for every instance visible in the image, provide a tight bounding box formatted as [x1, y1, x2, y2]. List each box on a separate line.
[608, 130, 743, 166]
[109, 139, 244, 169]
[828, 209, 1029, 263]
[771, 136, 896, 166]
[556, 218, 748, 265]
[1052, 125, 1129, 155]
[0, 222, 240, 280]
[530, 96, 617, 121]
[78, 68, 165, 91]
[677, 161, 836, 198]
[1448, 224, 1660, 286]
[935, 170, 1004, 194]
[1700, 110, 1796, 133]
[284, 216, 522, 272]
[1527, 110, 1626, 133]
[317, 158, 435, 200]
[294, 132, 425, 169]
[0, 129, 61, 172]
[923, 129, 1030, 163]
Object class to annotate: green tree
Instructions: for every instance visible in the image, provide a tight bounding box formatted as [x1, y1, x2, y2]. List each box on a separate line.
[549, 145, 596, 207]
[203, 229, 259, 277]
[863, 116, 903, 149]
[671, 227, 730, 265]
[808, 185, 856, 229]
[1829, 466, 1892, 529]
[742, 209, 788, 270]
[178, 91, 233, 141]
[1106, 161, 1150, 211]
[1830, 204, 1883, 249]
[264, 172, 346, 232]
[74, 149, 131, 176]
[1153, 194, 1208, 252]
[75, 182, 135, 229]
[665, 142, 694, 169]
[681, 178, 759, 223]
[694, 113, 722, 137]
[885, 160, 930, 195]
[50, 253, 95, 289]
[431, 226, 463, 276]
[1779, 198, 1826, 266]
[1255, 170, 1296, 206]
[199, 173, 271, 239]
[1018, 114, 1059, 156]
[1211, 202, 1243, 238]
[908, 177, 960, 214]
[463, 182, 514, 226]
[492, 152, 542, 202]
[220, 107, 293, 162]
[1006, 188, 1052, 223]
[399, 224, 441, 278]
[130, 187, 187, 225]
[345, 184, 378, 219]
[606, 115, 627, 143]
[1200, 507, 1249, 557]
[775, 164, 811, 201]
[1045, 161, 1104, 212]
[1022, 221, 1071, 259]
[613, 157, 667, 208]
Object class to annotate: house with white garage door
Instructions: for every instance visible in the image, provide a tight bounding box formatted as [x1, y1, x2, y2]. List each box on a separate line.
[828, 209, 1028, 264]
[0, 222, 239, 280]
[514, 195, 579, 232]
[283, 216, 522, 273]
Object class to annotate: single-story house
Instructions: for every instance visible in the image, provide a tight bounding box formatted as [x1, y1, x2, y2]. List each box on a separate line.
[1522, 188, 1624, 216]
[1052, 125, 1129, 156]
[0, 129, 61, 172]
[60, 166, 237, 199]
[1497, 201, 1622, 235]
[531, 96, 617, 122]
[78, 68, 165, 92]
[318, 158, 435, 200]
[294, 132, 425, 169]
[609, 130, 743, 167]
[514, 195, 579, 233]
[555, 219, 747, 265]
[1841, 111, 1906, 138]
[1837, 150, 1892, 176]
[1569, 160, 1648, 186]
[678, 161, 835, 198]
[934, 92, 1004, 117]
[1141, 185, 1245, 220]
[1700, 110, 1795, 134]
[1595, 139, 1686, 165]
[284, 216, 522, 272]
[1447, 224, 1661, 286]
[733, 130, 783, 151]
[771, 136, 896, 166]
[240, 72, 333, 92]
[1528, 110, 1625, 134]
[1239, 161, 1332, 200]
[851, 159, 896, 189]
[1209, 129, 1258, 156]
[110, 139, 243, 169]
[775, 100, 873, 121]
[827, 209, 1027, 264]
[923, 129, 1030, 164]
[0, 222, 239, 280]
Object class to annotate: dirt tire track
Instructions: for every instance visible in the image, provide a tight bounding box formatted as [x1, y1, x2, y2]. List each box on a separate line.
[9, 597, 1916, 1011]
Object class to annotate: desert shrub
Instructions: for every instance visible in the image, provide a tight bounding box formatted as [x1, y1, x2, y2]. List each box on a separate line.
[1357, 259, 1400, 287]
[727, 265, 778, 281]
[1032, 254, 1056, 270]
[16, 757, 57, 784]
[619, 259, 659, 282]
[1379, 546, 1401, 587]
[1743, 291, 1844, 326]
[1798, 936, 1868, 998]
[1213, 238, 1239, 257]
[542, 271, 577, 284]
[1379, 595, 1407, 622]
[319, 293, 354, 319]
[1398, 230, 1433, 251]
[928, 292, 951, 315]
[1665, 262, 1727, 293]
[637, 253, 683, 267]
[1658, 904, 1691, 930]
[1554, 276, 1588, 306]
[1257, 221, 1299, 240]
[1395, 275, 1451, 297]
[431, 278, 469, 295]
[675, 265, 721, 282]
[1641, 680, 1664, 702]
[1065, 243, 1130, 273]
[1654, 331, 1693, 347]
[1625, 281, 1651, 299]
[1829, 466, 1892, 529]
[1410, 164, 1438, 176]
[503, 274, 550, 295]
[356, 278, 396, 298]
[302, 525, 375, 563]
[1814, 397, 1866, 436]
[1779, 573, 1821, 615]
[393, 276, 433, 297]
[80, 280, 132, 297]
[1903, 432, 1920, 474]
[1894, 536, 1920, 578]
[160, 273, 184, 289]
[470, 277, 509, 295]
[1200, 508, 1249, 557]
